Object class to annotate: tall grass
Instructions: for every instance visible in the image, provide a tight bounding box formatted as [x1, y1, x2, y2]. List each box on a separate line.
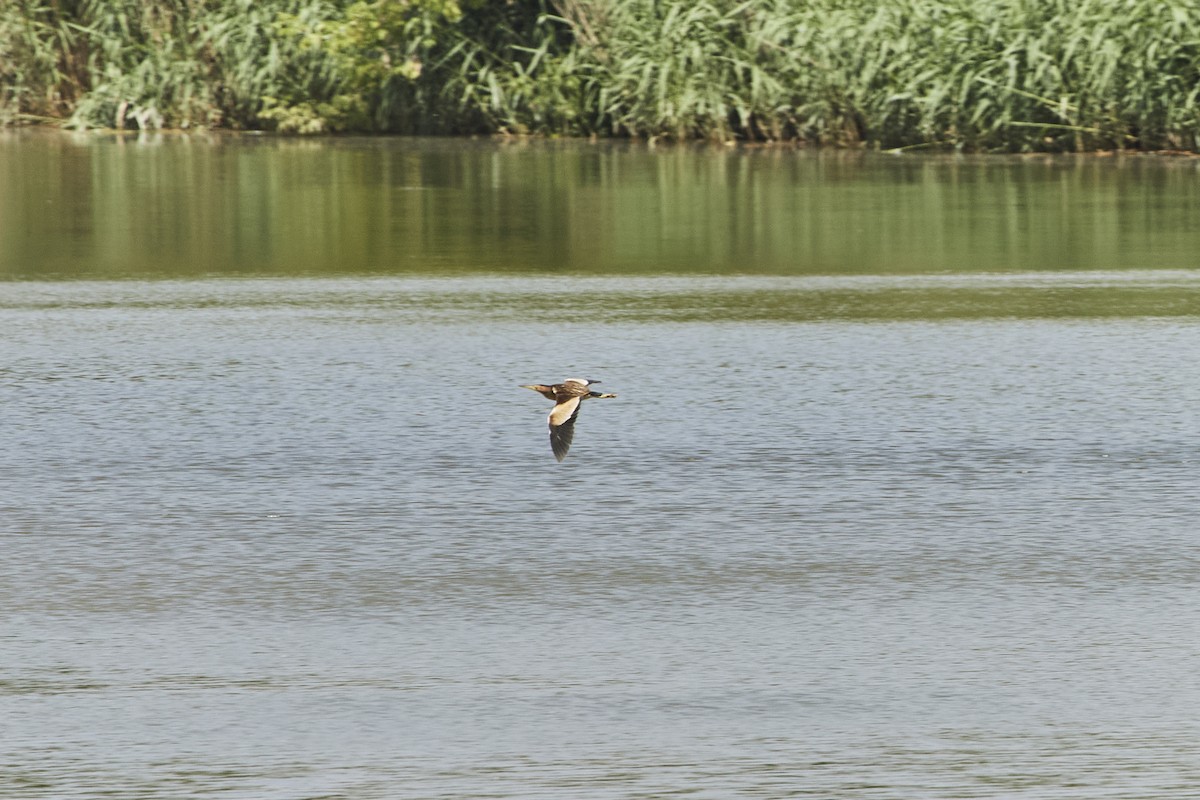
[1, 0, 339, 130]
[543, 0, 1200, 150]
[2, 0, 1199, 150]
[0, 0, 80, 123]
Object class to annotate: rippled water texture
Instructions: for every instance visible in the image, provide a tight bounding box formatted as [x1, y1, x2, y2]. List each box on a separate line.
[4, 276, 1200, 798]
[3, 134, 1200, 798]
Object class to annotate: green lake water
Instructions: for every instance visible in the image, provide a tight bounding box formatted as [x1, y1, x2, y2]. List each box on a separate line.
[3, 130, 1200, 799]
[5, 129, 1200, 281]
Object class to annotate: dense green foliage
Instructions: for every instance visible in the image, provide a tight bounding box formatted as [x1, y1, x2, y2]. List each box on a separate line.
[3, 0, 1199, 150]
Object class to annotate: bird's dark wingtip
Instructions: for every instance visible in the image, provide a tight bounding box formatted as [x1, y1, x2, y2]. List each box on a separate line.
[550, 429, 572, 462]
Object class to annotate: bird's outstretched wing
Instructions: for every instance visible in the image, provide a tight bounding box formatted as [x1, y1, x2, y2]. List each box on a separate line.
[548, 396, 582, 462]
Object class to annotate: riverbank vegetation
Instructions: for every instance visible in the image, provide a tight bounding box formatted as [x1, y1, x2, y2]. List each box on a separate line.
[3, 0, 1199, 151]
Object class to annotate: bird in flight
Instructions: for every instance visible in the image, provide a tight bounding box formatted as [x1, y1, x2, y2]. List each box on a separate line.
[520, 378, 617, 461]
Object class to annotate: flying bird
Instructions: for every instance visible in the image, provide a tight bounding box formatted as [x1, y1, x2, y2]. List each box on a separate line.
[520, 378, 617, 461]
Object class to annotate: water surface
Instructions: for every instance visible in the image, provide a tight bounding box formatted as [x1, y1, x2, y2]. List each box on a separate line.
[2, 134, 1200, 799]
[4, 130, 1200, 279]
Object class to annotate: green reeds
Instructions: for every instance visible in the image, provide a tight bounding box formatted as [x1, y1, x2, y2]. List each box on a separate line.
[539, 0, 1200, 150]
[0, 0, 341, 130]
[2, 0, 1198, 151]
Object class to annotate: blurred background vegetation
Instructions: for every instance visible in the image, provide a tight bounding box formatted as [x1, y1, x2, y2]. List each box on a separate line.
[2, 0, 1199, 151]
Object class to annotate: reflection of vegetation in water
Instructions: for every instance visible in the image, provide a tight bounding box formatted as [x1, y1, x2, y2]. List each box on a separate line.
[2, 0, 1199, 151]
[430, 278, 1200, 322]
[4, 134, 1200, 279]
[7, 275, 1200, 323]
